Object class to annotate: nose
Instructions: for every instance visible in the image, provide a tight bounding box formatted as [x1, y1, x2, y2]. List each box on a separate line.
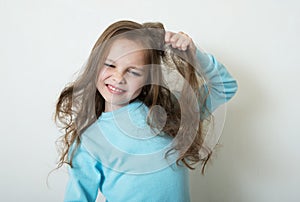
[112, 70, 125, 84]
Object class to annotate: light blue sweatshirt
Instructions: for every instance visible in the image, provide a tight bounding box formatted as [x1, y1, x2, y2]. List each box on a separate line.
[64, 49, 238, 202]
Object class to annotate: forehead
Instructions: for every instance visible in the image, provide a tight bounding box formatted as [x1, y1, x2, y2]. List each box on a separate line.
[107, 38, 147, 65]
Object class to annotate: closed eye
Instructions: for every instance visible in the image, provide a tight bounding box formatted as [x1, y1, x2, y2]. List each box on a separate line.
[104, 63, 116, 68]
[127, 69, 141, 76]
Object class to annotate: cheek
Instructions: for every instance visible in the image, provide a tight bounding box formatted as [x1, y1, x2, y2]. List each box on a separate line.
[96, 68, 108, 90]
[98, 67, 110, 82]
[130, 78, 147, 93]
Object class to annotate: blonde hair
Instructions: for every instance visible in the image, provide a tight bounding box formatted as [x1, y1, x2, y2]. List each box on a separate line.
[55, 20, 212, 174]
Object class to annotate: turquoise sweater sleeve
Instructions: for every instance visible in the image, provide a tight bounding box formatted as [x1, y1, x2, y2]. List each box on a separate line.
[196, 49, 238, 114]
[64, 144, 102, 202]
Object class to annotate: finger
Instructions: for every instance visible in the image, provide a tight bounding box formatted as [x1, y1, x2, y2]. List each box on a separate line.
[181, 38, 192, 51]
[175, 32, 191, 50]
[178, 32, 195, 51]
[164, 31, 173, 43]
[176, 36, 188, 50]
[170, 33, 181, 48]
[176, 39, 185, 50]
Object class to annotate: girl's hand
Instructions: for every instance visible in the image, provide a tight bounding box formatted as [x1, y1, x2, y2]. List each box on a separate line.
[165, 31, 196, 53]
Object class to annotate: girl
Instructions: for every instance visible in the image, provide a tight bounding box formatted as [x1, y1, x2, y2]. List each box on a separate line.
[55, 20, 237, 202]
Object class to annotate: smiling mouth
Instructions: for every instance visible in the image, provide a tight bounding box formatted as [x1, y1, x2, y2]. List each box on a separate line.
[106, 84, 126, 94]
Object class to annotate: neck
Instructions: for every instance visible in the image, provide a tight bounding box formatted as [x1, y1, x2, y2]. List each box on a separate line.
[104, 102, 126, 112]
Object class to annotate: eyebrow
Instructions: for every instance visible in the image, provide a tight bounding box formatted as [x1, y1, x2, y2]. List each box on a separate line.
[105, 58, 145, 72]
[106, 59, 116, 63]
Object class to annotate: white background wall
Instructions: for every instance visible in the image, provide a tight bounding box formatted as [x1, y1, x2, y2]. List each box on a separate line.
[1, 0, 299, 201]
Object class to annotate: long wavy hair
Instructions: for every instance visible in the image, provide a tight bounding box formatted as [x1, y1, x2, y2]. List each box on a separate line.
[55, 20, 213, 174]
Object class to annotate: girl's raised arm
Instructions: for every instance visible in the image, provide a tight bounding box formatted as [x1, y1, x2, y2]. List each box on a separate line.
[196, 49, 238, 113]
[165, 31, 238, 113]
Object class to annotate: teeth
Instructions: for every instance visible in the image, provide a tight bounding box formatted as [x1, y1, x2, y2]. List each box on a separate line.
[108, 85, 124, 93]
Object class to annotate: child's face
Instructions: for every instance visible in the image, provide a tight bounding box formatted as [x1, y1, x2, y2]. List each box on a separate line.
[97, 38, 148, 112]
